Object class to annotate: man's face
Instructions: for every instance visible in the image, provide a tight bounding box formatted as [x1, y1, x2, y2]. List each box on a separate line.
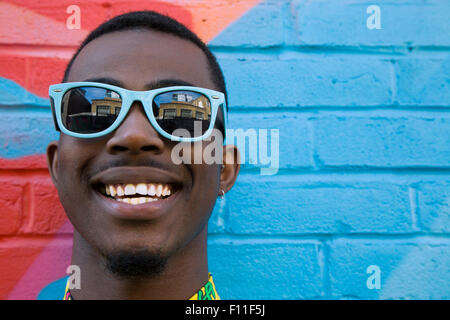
[47, 29, 227, 270]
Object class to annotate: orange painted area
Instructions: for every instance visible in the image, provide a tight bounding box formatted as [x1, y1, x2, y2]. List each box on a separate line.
[0, 2, 89, 46]
[0, 0, 261, 97]
[188, 0, 263, 43]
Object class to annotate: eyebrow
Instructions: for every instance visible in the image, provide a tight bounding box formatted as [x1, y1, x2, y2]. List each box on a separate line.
[81, 77, 196, 90]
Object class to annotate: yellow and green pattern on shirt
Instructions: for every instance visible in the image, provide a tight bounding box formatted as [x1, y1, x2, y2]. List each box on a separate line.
[63, 273, 220, 300]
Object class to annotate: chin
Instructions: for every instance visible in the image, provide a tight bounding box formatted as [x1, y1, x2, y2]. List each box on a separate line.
[103, 247, 168, 279]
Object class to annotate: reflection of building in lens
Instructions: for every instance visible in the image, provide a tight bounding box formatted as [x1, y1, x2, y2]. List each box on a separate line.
[62, 88, 121, 119]
[62, 88, 122, 132]
[62, 87, 89, 122]
[91, 90, 121, 116]
[156, 93, 211, 120]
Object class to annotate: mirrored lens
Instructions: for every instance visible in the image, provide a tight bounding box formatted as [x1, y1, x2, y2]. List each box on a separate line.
[61, 86, 122, 134]
[153, 90, 211, 138]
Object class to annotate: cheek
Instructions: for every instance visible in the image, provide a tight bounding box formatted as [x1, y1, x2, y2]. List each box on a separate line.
[54, 140, 98, 213]
[189, 164, 220, 212]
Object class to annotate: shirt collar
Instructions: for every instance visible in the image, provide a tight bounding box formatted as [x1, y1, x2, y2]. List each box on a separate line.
[63, 273, 220, 300]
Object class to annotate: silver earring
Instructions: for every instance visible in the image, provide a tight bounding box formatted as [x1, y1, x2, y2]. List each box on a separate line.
[219, 188, 225, 199]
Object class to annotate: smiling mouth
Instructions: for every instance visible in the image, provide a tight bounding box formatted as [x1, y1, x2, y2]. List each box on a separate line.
[95, 182, 179, 205]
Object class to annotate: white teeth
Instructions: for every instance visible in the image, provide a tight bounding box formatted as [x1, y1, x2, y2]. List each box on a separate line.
[109, 185, 116, 197]
[104, 183, 174, 199]
[148, 184, 156, 196]
[138, 197, 146, 204]
[124, 184, 136, 195]
[136, 183, 147, 195]
[114, 197, 159, 205]
[122, 197, 131, 204]
[156, 184, 163, 197]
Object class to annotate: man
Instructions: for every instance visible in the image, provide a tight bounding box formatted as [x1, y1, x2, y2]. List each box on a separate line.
[37, 11, 240, 300]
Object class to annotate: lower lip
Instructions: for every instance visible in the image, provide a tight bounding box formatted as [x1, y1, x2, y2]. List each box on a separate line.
[93, 189, 180, 221]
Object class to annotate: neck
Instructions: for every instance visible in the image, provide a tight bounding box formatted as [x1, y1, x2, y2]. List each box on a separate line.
[69, 228, 209, 300]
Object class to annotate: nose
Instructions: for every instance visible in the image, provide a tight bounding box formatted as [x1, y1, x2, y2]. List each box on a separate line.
[106, 101, 165, 155]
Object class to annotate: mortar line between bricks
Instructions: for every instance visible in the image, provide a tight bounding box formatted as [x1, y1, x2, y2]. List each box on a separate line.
[237, 167, 450, 176]
[5, 105, 450, 113]
[389, 60, 398, 105]
[0, 234, 73, 245]
[3, 44, 450, 56]
[0, 170, 52, 178]
[24, 56, 30, 91]
[19, 182, 34, 234]
[210, 45, 450, 56]
[408, 187, 420, 232]
[307, 120, 320, 169]
[207, 233, 450, 243]
[0, 44, 79, 57]
[318, 239, 331, 299]
[228, 106, 450, 113]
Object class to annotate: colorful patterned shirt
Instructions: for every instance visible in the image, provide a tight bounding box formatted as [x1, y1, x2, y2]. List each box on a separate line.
[62, 273, 220, 300]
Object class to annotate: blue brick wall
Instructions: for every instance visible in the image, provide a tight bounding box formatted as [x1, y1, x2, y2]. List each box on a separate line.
[208, 0, 450, 299]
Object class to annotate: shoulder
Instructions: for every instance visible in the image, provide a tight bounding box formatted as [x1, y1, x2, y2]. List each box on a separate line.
[36, 276, 69, 300]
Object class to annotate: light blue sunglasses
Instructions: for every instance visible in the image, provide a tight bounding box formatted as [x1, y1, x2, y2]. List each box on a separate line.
[49, 82, 227, 142]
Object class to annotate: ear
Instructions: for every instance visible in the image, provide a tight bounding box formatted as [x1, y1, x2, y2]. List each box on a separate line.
[219, 144, 240, 195]
[46, 141, 59, 185]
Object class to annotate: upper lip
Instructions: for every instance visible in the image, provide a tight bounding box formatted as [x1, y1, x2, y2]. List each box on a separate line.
[90, 166, 183, 187]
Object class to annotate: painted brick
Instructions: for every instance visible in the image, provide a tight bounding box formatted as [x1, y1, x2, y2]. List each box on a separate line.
[227, 112, 313, 170]
[0, 79, 49, 107]
[0, 110, 58, 158]
[27, 178, 68, 235]
[210, 1, 285, 47]
[208, 241, 324, 299]
[227, 176, 413, 234]
[0, 179, 23, 235]
[0, 55, 68, 98]
[220, 57, 392, 107]
[0, 55, 28, 93]
[1, 0, 449, 301]
[314, 116, 450, 167]
[0, 1, 88, 46]
[329, 239, 450, 299]
[395, 58, 450, 106]
[0, 154, 48, 169]
[208, 195, 228, 234]
[417, 182, 450, 233]
[0, 238, 72, 300]
[0, 0, 121, 32]
[290, 0, 450, 47]
[27, 57, 68, 98]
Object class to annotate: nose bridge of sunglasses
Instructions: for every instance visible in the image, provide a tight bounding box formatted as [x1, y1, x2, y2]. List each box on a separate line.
[120, 99, 154, 128]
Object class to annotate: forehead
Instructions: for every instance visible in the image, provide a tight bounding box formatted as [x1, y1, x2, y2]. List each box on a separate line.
[67, 29, 216, 91]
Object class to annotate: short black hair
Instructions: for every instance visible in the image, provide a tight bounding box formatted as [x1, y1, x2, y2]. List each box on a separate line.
[63, 10, 227, 105]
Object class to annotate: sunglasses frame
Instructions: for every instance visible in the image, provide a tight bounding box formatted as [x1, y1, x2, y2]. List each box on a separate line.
[49, 82, 227, 142]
